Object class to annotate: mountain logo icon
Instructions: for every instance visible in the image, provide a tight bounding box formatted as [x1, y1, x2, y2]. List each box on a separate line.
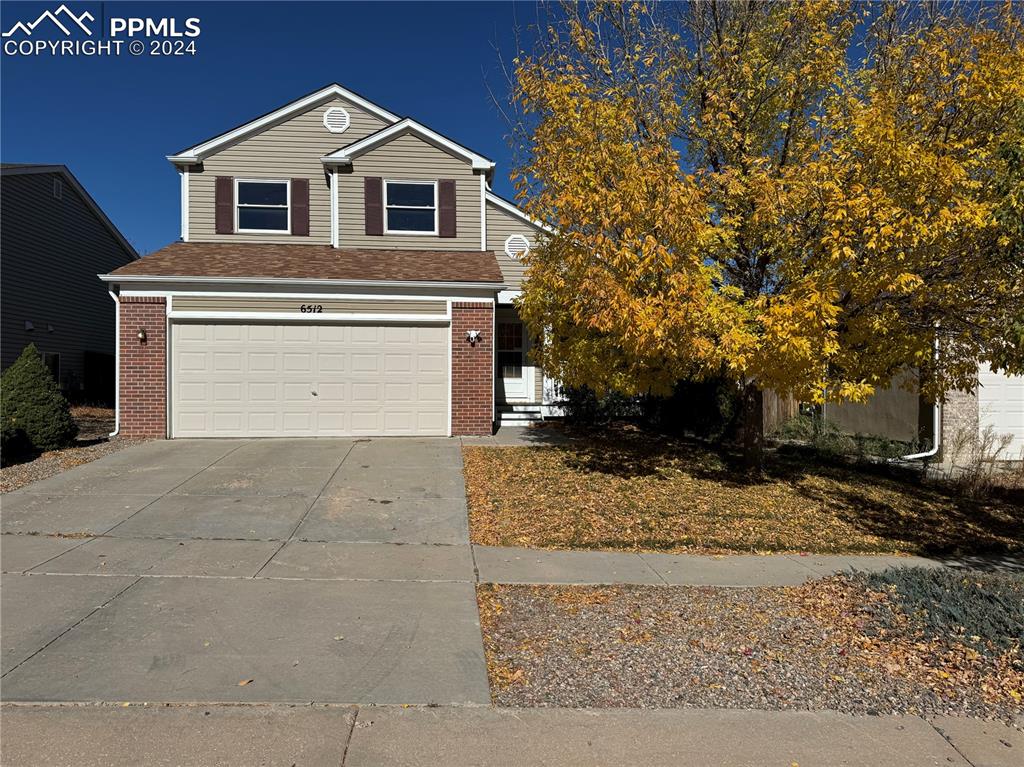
[2, 4, 94, 38]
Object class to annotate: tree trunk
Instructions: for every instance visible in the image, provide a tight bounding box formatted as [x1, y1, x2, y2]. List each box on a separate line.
[741, 382, 765, 474]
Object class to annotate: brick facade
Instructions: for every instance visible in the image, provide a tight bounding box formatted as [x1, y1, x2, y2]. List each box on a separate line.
[451, 302, 494, 436]
[938, 386, 979, 465]
[116, 297, 494, 439]
[119, 297, 167, 439]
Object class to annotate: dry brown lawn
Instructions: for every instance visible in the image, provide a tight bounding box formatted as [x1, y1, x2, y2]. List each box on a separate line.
[464, 429, 1024, 556]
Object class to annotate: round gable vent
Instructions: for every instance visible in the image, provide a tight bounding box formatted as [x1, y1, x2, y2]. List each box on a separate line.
[504, 234, 531, 260]
[323, 107, 351, 134]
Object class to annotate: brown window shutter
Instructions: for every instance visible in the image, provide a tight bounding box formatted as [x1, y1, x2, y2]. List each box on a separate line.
[214, 176, 234, 234]
[364, 177, 383, 236]
[438, 179, 456, 238]
[291, 178, 309, 236]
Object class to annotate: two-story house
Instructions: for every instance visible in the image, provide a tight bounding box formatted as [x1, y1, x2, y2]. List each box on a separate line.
[101, 84, 549, 438]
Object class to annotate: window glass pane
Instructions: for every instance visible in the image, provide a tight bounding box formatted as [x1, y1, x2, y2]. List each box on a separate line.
[499, 352, 523, 379]
[497, 323, 523, 350]
[386, 182, 434, 207]
[238, 207, 288, 231]
[387, 208, 435, 232]
[238, 181, 287, 206]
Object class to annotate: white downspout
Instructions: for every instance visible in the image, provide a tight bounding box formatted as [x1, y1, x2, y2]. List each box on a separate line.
[108, 289, 120, 438]
[899, 334, 942, 461]
[899, 401, 941, 461]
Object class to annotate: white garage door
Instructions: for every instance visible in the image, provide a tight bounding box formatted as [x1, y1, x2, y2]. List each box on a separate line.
[171, 323, 449, 437]
[978, 365, 1024, 458]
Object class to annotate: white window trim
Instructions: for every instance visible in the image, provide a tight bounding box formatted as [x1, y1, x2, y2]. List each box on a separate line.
[235, 178, 291, 234]
[180, 168, 189, 241]
[479, 174, 486, 250]
[383, 179, 438, 236]
[330, 168, 339, 248]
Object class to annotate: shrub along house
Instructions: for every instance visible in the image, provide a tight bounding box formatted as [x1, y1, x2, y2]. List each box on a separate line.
[101, 84, 550, 439]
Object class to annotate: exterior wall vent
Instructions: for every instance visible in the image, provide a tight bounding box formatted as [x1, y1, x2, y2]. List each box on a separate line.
[504, 234, 530, 260]
[323, 107, 351, 134]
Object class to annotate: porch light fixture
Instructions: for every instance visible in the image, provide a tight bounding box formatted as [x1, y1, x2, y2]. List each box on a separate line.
[137, 328, 147, 342]
[466, 329, 482, 346]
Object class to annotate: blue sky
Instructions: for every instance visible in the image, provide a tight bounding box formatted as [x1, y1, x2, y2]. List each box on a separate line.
[1, 1, 540, 254]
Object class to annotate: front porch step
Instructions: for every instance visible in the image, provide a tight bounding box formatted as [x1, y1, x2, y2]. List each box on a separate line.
[498, 403, 544, 423]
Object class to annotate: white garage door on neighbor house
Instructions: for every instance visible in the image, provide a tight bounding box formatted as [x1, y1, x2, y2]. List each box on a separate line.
[978, 365, 1024, 458]
[171, 323, 449, 438]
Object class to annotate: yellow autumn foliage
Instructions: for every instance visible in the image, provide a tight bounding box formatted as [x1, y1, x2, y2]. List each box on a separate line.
[513, 1, 1024, 407]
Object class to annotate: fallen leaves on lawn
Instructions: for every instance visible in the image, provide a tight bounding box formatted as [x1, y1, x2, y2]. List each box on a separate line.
[463, 431, 1023, 556]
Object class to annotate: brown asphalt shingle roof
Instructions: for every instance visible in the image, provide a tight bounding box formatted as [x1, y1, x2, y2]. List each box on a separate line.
[108, 242, 504, 284]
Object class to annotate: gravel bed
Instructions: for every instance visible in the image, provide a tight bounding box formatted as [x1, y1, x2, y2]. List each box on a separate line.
[478, 581, 1023, 726]
[0, 438, 143, 493]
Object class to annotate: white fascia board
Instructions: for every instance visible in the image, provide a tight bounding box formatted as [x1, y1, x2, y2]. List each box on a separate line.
[168, 84, 400, 164]
[497, 289, 522, 304]
[321, 118, 495, 172]
[99, 273, 507, 291]
[485, 191, 555, 234]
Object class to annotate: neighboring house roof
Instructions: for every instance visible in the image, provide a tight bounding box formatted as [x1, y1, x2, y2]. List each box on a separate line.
[321, 118, 496, 174]
[102, 242, 504, 285]
[167, 83, 401, 164]
[1, 163, 138, 259]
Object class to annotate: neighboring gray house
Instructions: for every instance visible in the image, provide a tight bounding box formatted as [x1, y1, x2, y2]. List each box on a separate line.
[825, 365, 1024, 464]
[1, 164, 138, 401]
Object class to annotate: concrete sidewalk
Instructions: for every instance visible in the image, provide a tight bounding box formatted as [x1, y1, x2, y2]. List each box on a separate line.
[473, 545, 944, 586]
[2, 704, 1021, 767]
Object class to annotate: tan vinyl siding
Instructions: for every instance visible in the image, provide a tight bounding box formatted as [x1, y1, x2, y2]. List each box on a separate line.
[188, 97, 387, 244]
[1, 171, 135, 390]
[486, 201, 543, 289]
[172, 296, 446, 315]
[339, 133, 481, 251]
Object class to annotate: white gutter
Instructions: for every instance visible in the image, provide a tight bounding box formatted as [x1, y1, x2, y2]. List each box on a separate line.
[108, 289, 120, 438]
[98, 274, 507, 291]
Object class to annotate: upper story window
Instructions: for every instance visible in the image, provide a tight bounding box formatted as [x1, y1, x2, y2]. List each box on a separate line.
[385, 180, 437, 235]
[236, 179, 290, 233]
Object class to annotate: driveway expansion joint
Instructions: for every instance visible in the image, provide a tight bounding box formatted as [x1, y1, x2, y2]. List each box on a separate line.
[100, 441, 252, 538]
[0, 575, 142, 680]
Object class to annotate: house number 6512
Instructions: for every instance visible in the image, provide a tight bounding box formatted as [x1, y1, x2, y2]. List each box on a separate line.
[299, 304, 323, 313]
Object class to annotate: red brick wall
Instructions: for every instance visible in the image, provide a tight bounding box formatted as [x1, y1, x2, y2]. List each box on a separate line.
[451, 302, 494, 436]
[119, 297, 167, 439]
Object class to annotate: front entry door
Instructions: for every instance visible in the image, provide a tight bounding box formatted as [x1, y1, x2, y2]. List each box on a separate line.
[497, 321, 530, 401]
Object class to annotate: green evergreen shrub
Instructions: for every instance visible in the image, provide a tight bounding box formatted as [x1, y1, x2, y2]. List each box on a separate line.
[1, 344, 78, 455]
[861, 567, 1024, 654]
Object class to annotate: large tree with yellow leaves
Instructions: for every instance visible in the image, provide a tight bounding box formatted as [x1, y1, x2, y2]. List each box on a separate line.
[512, 1, 1024, 469]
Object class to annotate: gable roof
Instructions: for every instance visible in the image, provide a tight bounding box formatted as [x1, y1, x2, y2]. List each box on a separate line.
[321, 118, 496, 175]
[1, 164, 138, 259]
[101, 242, 504, 286]
[167, 83, 400, 164]
[485, 190, 554, 234]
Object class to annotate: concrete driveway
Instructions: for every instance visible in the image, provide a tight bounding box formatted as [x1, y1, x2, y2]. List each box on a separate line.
[0, 438, 488, 705]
